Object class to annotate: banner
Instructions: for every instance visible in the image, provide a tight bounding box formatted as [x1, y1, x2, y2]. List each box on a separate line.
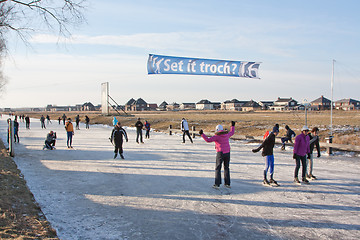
[147, 54, 261, 78]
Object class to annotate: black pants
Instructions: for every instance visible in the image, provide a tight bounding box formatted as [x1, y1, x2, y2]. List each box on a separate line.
[145, 129, 150, 138]
[136, 129, 143, 143]
[182, 130, 193, 143]
[294, 154, 307, 179]
[215, 152, 230, 186]
[114, 140, 124, 154]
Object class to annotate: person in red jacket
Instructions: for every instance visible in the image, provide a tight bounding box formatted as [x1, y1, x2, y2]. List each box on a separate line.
[199, 121, 235, 189]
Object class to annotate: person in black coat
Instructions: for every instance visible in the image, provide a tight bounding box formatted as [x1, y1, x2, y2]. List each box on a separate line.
[307, 127, 321, 180]
[135, 118, 144, 143]
[281, 125, 295, 150]
[110, 122, 128, 159]
[252, 126, 280, 186]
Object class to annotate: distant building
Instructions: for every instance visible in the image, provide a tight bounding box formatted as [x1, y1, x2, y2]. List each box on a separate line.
[310, 95, 331, 110]
[196, 99, 213, 110]
[166, 102, 180, 111]
[157, 101, 168, 111]
[241, 100, 261, 112]
[221, 99, 246, 111]
[258, 101, 274, 110]
[124, 98, 148, 111]
[335, 98, 360, 110]
[179, 103, 196, 110]
[82, 102, 96, 111]
[147, 103, 158, 111]
[125, 98, 136, 111]
[270, 97, 298, 111]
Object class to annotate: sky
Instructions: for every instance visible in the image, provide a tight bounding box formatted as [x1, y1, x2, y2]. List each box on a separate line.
[2, 0, 360, 108]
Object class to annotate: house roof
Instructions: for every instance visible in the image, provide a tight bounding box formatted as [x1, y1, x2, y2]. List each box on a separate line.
[159, 101, 168, 107]
[197, 99, 212, 104]
[275, 97, 293, 103]
[135, 98, 147, 105]
[125, 98, 136, 105]
[242, 100, 261, 107]
[311, 95, 331, 104]
[335, 98, 360, 104]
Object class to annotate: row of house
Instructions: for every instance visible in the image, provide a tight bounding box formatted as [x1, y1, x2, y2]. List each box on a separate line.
[123, 96, 360, 112]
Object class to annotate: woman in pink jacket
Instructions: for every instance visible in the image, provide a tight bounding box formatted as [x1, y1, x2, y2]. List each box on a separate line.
[199, 121, 235, 189]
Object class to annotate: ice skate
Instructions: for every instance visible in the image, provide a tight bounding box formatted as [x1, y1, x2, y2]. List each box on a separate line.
[120, 154, 124, 159]
[114, 153, 117, 159]
[263, 178, 270, 186]
[302, 178, 310, 184]
[269, 178, 280, 187]
[224, 184, 231, 188]
[212, 184, 220, 189]
[294, 177, 301, 185]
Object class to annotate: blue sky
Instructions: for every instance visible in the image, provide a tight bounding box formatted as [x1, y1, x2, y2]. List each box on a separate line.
[2, 0, 360, 108]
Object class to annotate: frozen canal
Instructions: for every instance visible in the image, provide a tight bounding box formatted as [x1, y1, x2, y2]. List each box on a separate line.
[1, 116, 359, 239]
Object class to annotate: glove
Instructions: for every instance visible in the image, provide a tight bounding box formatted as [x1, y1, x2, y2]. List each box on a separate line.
[307, 153, 311, 159]
[126, 139, 128, 142]
[252, 149, 258, 153]
[199, 129, 203, 135]
[231, 121, 236, 126]
[317, 153, 321, 158]
[293, 153, 297, 159]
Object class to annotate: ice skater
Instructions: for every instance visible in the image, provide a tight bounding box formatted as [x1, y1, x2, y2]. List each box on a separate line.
[110, 122, 128, 159]
[293, 126, 310, 184]
[281, 125, 295, 150]
[144, 120, 151, 139]
[252, 125, 280, 186]
[181, 118, 193, 143]
[43, 131, 57, 150]
[14, 118, 19, 143]
[40, 115, 46, 129]
[135, 118, 144, 143]
[307, 127, 321, 180]
[199, 121, 235, 189]
[65, 118, 74, 148]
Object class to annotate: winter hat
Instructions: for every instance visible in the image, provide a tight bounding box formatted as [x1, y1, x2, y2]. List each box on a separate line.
[301, 125, 309, 131]
[272, 126, 279, 133]
[215, 124, 223, 132]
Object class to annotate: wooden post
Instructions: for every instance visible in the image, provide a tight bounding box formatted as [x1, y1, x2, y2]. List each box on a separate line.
[169, 125, 172, 135]
[192, 126, 196, 138]
[326, 136, 333, 155]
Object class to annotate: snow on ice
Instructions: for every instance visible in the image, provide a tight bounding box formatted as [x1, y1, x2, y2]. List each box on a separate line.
[0, 116, 359, 240]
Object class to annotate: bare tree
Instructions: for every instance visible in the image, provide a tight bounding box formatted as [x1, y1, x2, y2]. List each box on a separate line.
[0, 0, 87, 94]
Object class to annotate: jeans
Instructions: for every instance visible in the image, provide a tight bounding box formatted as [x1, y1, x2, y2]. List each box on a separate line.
[215, 152, 230, 186]
[136, 129, 143, 143]
[294, 154, 307, 179]
[182, 130, 193, 143]
[67, 132, 73, 147]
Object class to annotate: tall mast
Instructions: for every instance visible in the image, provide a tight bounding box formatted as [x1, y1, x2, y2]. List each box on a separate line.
[330, 59, 335, 136]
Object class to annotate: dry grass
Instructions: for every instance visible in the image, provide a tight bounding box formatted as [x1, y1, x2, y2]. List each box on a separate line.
[0, 140, 58, 239]
[15, 109, 360, 145]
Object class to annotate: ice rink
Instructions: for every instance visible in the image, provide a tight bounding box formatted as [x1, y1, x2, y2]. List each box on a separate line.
[1, 116, 359, 239]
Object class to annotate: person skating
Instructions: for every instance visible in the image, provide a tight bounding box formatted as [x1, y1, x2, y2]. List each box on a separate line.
[144, 120, 151, 139]
[181, 118, 193, 143]
[110, 122, 128, 159]
[307, 127, 321, 180]
[25, 115, 30, 129]
[43, 131, 57, 150]
[293, 126, 310, 184]
[252, 125, 280, 186]
[40, 115, 46, 129]
[62, 114, 67, 125]
[75, 115, 80, 130]
[46, 115, 51, 125]
[14, 118, 19, 143]
[85, 115, 90, 129]
[200, 121, 235, 189]
[65, 118, 74, 148]
[135, 118, 144, 143]
[281, 125, 295, 150]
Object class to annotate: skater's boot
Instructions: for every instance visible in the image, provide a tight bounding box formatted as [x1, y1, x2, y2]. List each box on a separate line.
[114, 153, 117, 159]
[120, 154, 124, 159]
[269, 174, 278, 185]
[302, 177, 310, 184]
[294, 177, 300, 184]
[263, 178, 270, 185]
[281, 145, 285, 150]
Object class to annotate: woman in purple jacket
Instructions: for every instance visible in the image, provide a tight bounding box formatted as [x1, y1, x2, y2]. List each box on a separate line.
[200, 121, 235, 189]
[293, 126, 310, 184]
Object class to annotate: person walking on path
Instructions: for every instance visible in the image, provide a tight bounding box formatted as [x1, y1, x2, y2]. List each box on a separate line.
[293, 126, 310, 184]
[135, 118, 144, 143]
[181, 118, 193, 143]
[252, 125, 280, 186]
[25, 115, 30, 129]
[110, 122, 128, 159]
[307, 127, 321, 180]
[58, 117, 61, 125]
[65, 118, 74, 148]
[144, 120, 151, 139]
[14, 118, 20, 143]
[281, 125, 295, 150]
[199, 121, 235, 189]
[85, 115, 90, 129]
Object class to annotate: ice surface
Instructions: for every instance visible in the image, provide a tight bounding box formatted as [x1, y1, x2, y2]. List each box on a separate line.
[1, 116, 359, 240]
